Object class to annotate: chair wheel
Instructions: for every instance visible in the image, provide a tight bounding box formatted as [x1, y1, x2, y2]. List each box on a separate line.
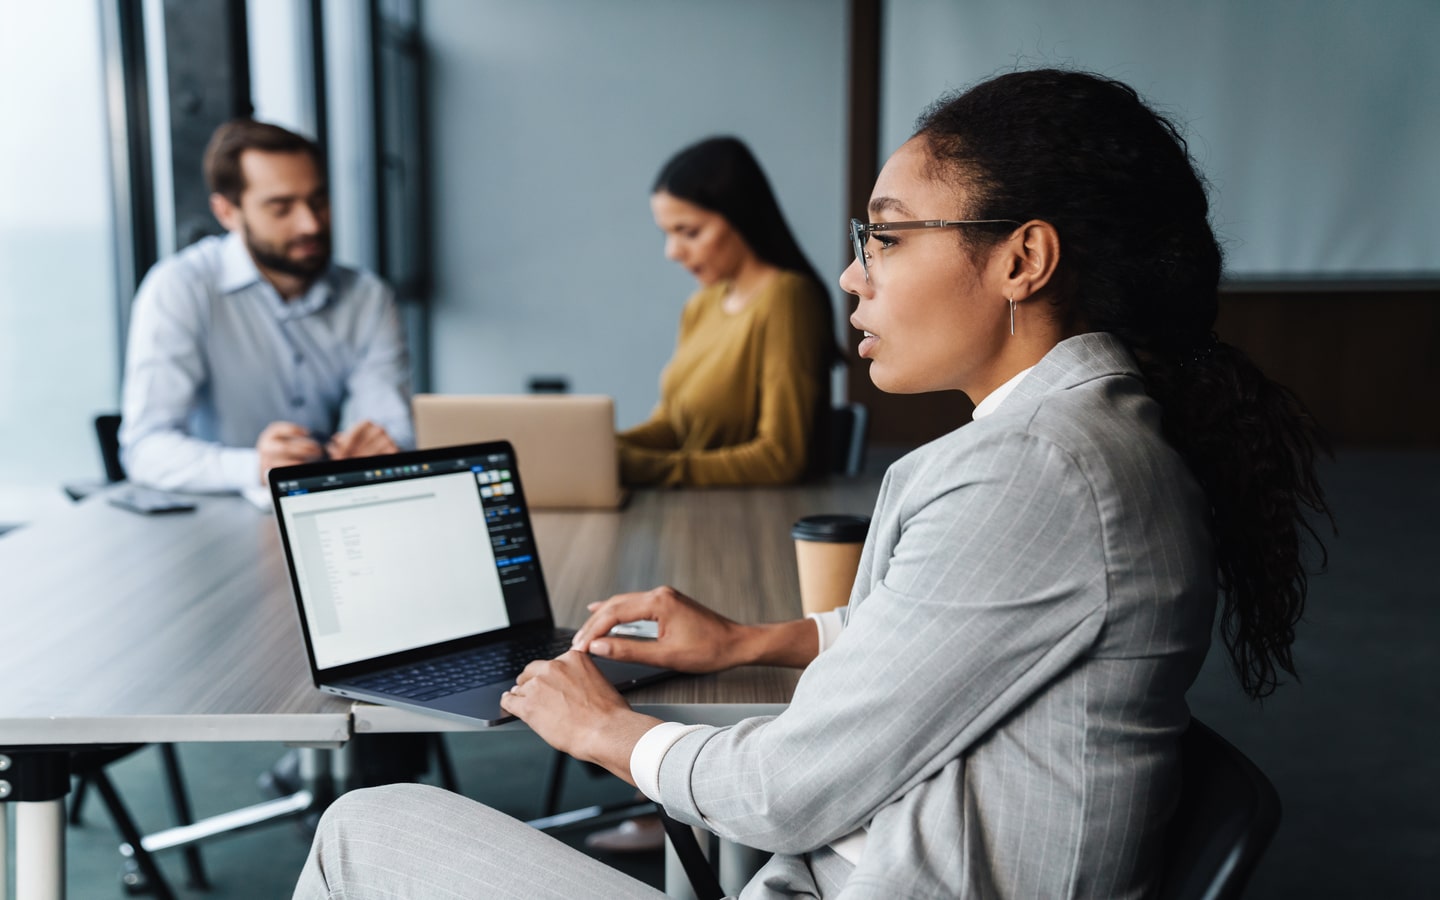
[120, 857, 151, 894]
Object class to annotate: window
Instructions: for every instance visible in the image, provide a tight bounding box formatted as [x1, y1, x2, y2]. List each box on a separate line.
[0, 1, 118, 525]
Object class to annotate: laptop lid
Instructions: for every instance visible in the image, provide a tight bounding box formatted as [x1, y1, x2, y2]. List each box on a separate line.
[270, 441, 557, 686]
[412, 394, 626, 509]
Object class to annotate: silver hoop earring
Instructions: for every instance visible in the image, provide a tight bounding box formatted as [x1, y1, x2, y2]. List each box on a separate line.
[1008, 297, 1016, 336]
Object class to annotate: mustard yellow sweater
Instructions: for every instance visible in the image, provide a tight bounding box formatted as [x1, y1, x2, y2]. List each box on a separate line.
[618, 270, 831, 487]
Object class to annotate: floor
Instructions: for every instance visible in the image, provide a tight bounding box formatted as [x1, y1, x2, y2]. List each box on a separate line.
[4, 449, 1437, 898]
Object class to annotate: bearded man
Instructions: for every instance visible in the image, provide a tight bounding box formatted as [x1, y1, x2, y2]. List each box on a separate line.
[120, 119, 412, 492]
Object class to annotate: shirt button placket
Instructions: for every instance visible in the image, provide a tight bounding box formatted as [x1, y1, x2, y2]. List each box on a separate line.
[290, 342, 305, 408]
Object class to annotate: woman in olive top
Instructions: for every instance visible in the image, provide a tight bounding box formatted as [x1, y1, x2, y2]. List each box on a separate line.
[618, 137, 837, 487]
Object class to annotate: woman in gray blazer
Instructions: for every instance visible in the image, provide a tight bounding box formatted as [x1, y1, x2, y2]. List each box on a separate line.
[294, 69, 1333, 900]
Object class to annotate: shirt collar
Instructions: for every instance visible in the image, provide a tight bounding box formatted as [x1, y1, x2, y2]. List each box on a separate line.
[218, 230, 334, 318]
[972, 365, 1036, 419]
[218, 231, 263, 293]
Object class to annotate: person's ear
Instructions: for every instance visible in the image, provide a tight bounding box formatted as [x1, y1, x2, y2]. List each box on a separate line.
[995, 220, 1060, 302]
[210, 192, 242, 233]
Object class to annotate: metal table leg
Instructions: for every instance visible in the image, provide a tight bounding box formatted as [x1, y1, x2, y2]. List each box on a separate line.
[1, 751, 70, 900]
[13, 800, 65, 900]
[1, 798, 9, 900]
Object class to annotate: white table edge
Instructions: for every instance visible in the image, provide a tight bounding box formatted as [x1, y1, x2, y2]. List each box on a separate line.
[351, 702, 790, 734]
[0, 713, 351, 746]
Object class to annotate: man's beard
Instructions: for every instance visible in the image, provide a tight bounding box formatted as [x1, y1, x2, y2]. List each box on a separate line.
[243, 223, 332, 280]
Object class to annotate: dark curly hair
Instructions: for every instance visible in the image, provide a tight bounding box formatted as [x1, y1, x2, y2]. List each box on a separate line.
[915, 69, 1334, 699]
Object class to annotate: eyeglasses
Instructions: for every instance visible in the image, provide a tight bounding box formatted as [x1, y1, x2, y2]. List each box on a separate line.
[850, 217, 1020, 282]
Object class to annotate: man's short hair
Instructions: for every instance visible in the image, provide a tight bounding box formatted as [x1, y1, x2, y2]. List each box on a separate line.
[203, 119, 323, 204]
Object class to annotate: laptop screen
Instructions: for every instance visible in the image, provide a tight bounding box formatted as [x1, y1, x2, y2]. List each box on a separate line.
[273, 445, 548, 671]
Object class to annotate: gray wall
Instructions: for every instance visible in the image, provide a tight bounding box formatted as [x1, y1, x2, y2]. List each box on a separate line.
[423, 0, 848, 428]
[880, 0, 1440, 281]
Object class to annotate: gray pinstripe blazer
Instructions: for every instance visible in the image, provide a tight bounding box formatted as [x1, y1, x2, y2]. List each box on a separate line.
[657, 333, 1217, 899]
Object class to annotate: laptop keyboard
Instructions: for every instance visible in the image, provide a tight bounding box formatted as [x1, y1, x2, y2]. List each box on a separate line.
[349, 633, 577, 702]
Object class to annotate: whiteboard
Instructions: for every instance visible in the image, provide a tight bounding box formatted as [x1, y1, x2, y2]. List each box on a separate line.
[881, 0, 1440, 282]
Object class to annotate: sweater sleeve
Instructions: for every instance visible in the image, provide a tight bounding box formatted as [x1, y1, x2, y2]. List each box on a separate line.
[617, 415, 681, 451]
[619, 277, 828, 487]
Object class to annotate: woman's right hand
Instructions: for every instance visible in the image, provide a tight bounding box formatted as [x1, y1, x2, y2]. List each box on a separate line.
[571, 585, 749, 674]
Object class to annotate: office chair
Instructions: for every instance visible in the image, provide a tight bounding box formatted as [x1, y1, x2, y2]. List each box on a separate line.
[69, 746, 209, 898]
[1158, 718, 1282, 900]
[829, 402, 868, 477]
[658, 809, 726, 900]
[660, 717, 1282, 900]
[95, 412, 126, 482]
[62, 412, 127, 501]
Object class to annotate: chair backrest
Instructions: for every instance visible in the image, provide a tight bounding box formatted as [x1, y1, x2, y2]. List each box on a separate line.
[1158, 718, 1282, 900]
[829, 402, 868, 477]
[95, 413, 126, 483]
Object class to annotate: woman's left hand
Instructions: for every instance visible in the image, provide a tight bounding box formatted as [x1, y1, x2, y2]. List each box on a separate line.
[500, 650, 662, 782]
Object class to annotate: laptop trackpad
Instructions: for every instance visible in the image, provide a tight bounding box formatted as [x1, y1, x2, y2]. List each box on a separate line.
[430, 682, 512, 726]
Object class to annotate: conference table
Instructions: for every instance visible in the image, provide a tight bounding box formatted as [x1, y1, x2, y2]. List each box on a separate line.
[0, 475, 882, 899]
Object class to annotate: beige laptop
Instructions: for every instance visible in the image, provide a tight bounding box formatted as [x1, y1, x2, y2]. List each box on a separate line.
[412, 394, 627, 509]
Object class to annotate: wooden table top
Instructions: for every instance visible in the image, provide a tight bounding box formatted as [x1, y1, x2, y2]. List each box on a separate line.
[0, 478, 881, 745]
[0, 494, 352, 745]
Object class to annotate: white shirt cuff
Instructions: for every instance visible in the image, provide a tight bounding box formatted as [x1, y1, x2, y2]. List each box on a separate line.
[830, 827, 868, 865]
[807, 610, 845, 654]
[630, 722, 707, 803]
[222, 447, 262, 491]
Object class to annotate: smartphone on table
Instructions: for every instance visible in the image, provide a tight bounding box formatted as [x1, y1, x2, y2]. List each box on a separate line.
[107, 485, 198, 515]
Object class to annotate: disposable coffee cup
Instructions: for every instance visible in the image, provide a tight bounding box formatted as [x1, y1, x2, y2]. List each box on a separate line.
[791, 514, 871, 616]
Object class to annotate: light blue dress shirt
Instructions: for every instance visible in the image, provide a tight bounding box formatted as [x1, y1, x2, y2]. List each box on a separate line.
[119, 232, 413, 492]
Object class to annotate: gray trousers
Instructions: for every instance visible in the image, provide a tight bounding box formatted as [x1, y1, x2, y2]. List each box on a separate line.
[294, 784, 665, 898]
[293, 784, 851, 899]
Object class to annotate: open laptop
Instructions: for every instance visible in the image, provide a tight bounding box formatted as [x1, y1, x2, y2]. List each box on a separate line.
[412, 394, 628, 509]
[268, 440, 670, 726]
